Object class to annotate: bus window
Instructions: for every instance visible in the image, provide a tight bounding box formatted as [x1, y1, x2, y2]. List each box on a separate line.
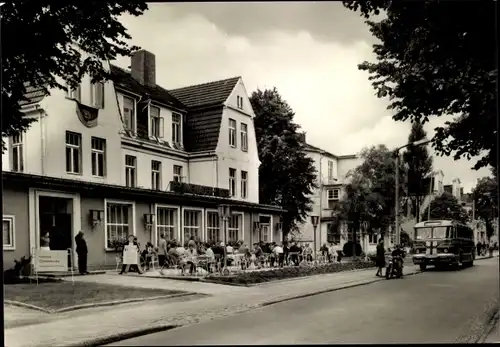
[432, 226, 453, 239]
[415, 227, 432, 240]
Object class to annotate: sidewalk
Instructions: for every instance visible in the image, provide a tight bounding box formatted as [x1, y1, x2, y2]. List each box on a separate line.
[5, 265, 421, 347]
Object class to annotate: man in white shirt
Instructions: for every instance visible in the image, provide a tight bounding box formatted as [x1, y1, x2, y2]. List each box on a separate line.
[273, 244, 284, 267]
[329, 243, 338, 263]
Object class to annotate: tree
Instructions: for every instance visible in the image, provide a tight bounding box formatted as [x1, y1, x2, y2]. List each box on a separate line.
[423, 192, 468, 223]
[1, 2, 148, 148]
[249, 88, 317, 237]
[472, 177, 498, 241]
[343, 1, 496, 171]
[338, 144, 408, 241]
[403, 122, 433, 222]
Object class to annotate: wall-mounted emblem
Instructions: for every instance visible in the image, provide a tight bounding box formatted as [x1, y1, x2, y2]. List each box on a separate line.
[75, 101, 99, 128]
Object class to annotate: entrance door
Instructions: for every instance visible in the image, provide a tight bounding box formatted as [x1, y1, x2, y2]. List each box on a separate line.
[261, 224, 270, 243]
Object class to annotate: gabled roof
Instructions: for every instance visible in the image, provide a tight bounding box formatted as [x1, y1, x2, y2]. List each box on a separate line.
[110, 65, 186, 111]
[169, 77, 240, 109]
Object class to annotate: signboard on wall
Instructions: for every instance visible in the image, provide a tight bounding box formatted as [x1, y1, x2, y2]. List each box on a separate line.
[35, 250, 68, 272]
[123, 244, 139, 265]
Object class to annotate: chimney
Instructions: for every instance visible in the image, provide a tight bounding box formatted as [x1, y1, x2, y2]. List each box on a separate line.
[298, 132, 306, 143]
[131, 50, 156, 87]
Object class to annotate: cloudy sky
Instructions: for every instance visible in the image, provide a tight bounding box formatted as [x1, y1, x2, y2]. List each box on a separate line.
[115, 2, 490, 192]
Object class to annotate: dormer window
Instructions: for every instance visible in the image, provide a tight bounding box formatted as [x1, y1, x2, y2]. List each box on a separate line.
[90, 82, 105, 108]
[150, 105, 164, 138]
[122, 96, 136, 133]
[172, 113, 182, 144]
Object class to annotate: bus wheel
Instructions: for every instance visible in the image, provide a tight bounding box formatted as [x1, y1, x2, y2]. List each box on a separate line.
[419, 264, 427, 271]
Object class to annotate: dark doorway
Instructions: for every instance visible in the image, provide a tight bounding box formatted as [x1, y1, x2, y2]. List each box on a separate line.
[39, 196, 73, 269]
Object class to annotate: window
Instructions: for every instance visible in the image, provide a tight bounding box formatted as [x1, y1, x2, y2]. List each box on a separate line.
[328, 160, 334, 181]
[67, 84, 81, 102]
[106, 203, 130, 249]
[327, 189, 340, 208]
[240, 123, 248, 151]
[228, 214, 241, 242]
[229, 168, 236, 197]
[172, 113, 182, 144]
[184, 210, 201, 241]
[157, 207, 177, 242]
[151, 160, 162, 190]
[3, 215, 15, 250]
[91, 137, 106, 177]
[122, 96, 136, 132]
[369, 233, 378, 244]
[173, 165, 183, 183]
[327, 223, 340, 244]
[206, 212, 220, 243]
[237, 95, 243, 109]
[150, 106, 164, 138]
[90, 82, 105, 108]
[241, 171, 248, 199]
[11, 132, 24, 172]
[229, 118, 237, 147]
[261, 224, 270, 242]
[125, 155, 136, 187]
[65, 131, 82, 174]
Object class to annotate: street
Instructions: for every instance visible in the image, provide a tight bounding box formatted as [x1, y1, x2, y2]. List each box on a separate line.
[109, 257, 499, 345]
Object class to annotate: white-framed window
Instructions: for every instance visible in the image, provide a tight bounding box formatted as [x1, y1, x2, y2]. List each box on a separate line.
[91, 137, 106, 177]
[150, 105, 164, 138]
[122, 96, 136, 132]
[328, 160, 334, 181]
[241, 171, 248, 199]
[240, 123, 248, 152]
[65, 131, 82, 174]
[151, 160, 162, 190]
[67, 84, 81, 102]
[125, 155, 136, 188]
[369, 233, 379, 244]
[90, 82, 105, 108]
[157, 207, 177, 243]
[106, 202, 131, 249]
[173, 165, 183, 183]
[184, 210, 201, 241]
[228, 214, 242, 242]
[172, 113, 182, 144]
[237, 95, 243, 109]
[3, 215, 15, 250]
[206, 211, 220, 243]
[11, 132, 24, 172]
[261, 224, 270, 243]
[229, 168, 236, 197]
[229, 118, 237, 147]
[327, 189, 340, 209]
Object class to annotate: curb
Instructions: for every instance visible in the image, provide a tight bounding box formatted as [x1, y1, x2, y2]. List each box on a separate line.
[113, 272, 202, 282]
[67, 325, 179, 347]
[5, 292, 197, 314]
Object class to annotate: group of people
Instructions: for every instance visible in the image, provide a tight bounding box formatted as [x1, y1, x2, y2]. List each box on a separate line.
[374, 238, 405, 277]
[476, 240, 497, 257]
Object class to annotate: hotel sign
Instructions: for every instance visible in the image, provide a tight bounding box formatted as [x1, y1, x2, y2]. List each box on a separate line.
[169, 181, 230, 198]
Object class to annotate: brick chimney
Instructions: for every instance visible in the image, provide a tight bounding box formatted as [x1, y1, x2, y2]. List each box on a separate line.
[131, 50, 156, 87]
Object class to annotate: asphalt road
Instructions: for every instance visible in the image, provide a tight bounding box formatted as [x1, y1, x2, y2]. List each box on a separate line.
[109, 257, 499, 345]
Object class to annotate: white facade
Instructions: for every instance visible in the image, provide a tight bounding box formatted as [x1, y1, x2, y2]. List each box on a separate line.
[3, 57, 260, 205]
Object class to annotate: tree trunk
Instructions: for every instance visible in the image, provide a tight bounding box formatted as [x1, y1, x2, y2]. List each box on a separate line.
[415, 196, 421, 223]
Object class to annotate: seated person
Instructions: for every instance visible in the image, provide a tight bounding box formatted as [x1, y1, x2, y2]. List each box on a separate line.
[141, 242, 155, 271]
[180, 244, 197, 275]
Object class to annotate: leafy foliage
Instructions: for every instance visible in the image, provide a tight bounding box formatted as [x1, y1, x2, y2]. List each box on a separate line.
[343, 0, 496, 171]
[402, 122, 433, 222]
[1, 1, 148, 148]
[250, 88, 317, 236]
[338, 145, 407, 236]
[423, 192, 468, 223]
[472, 177, 498, 241]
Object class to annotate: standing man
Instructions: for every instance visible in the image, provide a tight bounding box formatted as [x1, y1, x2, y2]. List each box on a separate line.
[75, 231, 89, 275]
[158, 234, 167, 267]
[375, 238, 386, 277]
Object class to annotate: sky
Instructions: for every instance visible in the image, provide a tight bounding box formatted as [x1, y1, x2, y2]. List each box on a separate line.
[115, 2, 491, 193]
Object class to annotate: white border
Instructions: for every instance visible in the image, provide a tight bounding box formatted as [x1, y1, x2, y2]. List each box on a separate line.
[104, 199, 136, 251]
[154, 204, 181, 246]
[29, 189, 81, 266]
[232, 211, 245, 242]
[258, 214, 274, 243]
[205, 208, 220, 242]
[2, 215, 16, 250]
[181, 207, 205, 244]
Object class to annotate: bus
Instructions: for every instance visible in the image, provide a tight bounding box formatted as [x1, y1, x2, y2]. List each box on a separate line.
[412, 220, 475, 271]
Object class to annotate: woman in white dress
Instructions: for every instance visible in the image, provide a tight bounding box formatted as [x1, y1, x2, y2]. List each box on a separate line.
[40, 232, 50, 251]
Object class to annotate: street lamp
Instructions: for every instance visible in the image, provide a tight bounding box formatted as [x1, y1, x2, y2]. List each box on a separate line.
[311, 215, 319, 264]
[218, 204, 231, 275]
[394, 138, 431, 246]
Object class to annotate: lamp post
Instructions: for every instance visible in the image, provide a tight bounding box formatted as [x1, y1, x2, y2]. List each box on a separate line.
[394, 138, 431, 246]
[311, 215, 319, 264]
[218, 204, 231, 275]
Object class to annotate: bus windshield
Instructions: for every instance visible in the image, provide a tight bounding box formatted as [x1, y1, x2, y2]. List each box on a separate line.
[415, 226, 452, 240]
